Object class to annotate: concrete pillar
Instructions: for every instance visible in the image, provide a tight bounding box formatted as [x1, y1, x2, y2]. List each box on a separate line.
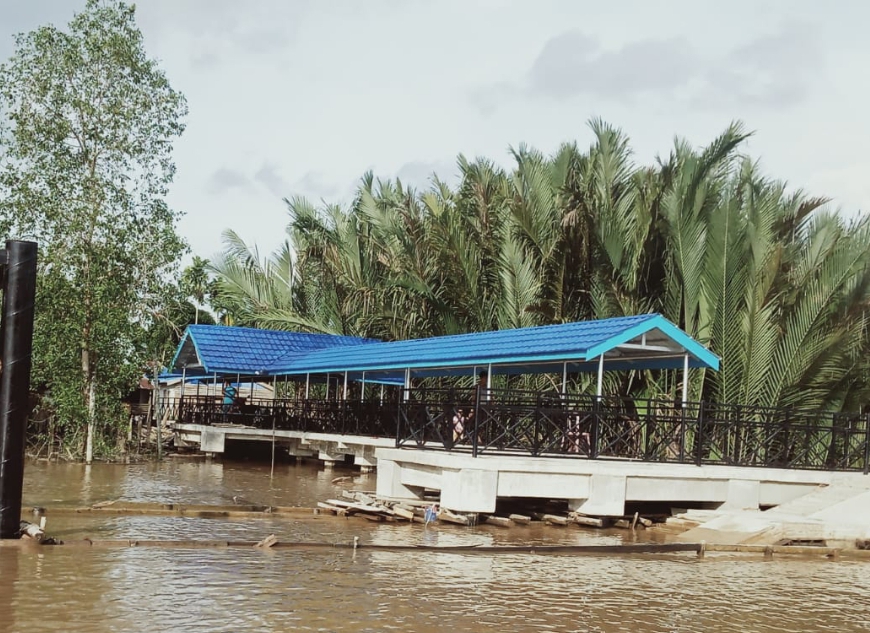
[721, 479, 760, 511]
[569, 474, 626, 516]
[440, 468, 498, 513]
[200, 428, 226, 454]
[285, 440, 316, 459]
[354, 453, 377, 473]
[318, 451, 343, 468]
[375, 459, 423, 500]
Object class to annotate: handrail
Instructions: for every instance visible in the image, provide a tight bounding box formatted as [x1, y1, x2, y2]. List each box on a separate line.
[162, 389, 870, 471]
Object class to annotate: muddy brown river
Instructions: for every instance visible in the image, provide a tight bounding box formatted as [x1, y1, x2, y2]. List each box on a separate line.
[1, 458, 869, 632]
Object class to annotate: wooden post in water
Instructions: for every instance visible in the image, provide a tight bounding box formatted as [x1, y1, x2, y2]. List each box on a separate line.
[271, 375, 277, 479]
[0, 241, 38, 539]
[155, 373, 162, 461]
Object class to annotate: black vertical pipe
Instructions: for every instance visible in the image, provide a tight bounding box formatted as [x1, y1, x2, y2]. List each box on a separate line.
[0, 240, 38, 539]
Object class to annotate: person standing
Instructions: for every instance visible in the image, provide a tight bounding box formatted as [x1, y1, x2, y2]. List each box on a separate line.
[474, 371, 488, 404]
[222, 379, 237, 414]
[452, 408, 466, 443]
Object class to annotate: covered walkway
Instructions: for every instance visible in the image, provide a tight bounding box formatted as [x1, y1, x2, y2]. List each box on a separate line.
[163, 315, 870, 473]
[170, 313, 718, 399]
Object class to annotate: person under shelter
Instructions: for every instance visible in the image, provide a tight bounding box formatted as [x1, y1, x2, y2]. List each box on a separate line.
[222, 379, 237, 414]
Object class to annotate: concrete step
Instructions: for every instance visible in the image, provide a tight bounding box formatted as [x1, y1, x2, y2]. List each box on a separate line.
[677, 482, 870, 547]
[679, 513, 784, 545]
[770, 483, 870, 518]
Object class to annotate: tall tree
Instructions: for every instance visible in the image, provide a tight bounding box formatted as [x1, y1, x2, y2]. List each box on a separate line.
[0, 0, 188, 462]
[181, 256, 212, 325]
[211, 121, 870, 412]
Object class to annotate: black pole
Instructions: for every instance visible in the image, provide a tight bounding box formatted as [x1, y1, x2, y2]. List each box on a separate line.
[0, 240, 38, 539]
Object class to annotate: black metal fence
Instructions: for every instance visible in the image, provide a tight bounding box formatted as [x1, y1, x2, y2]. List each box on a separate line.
[166, 395, 397, 438]
[396, 388, 870, 472]
[164, 388, 870, 472]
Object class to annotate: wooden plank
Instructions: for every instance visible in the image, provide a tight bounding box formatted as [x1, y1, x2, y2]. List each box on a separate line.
[354, 493, 378, 506]
[374, 497, 438, 508]
[325, 499, 354, 507]
[254, 534, 278, 548]
[326, 499, 394, 516]
[316, 502, 345, 515]
[360, 514, 384, 522]
[9, 539, 870, 559]
[485, 516, 513, 528]
[438, 509, 470, 525]
[64, 502, 311, 516]
[508, 514, 531, 525]
[392, 507, 415, 521]
[542, 514, 568, 526]
[571, 515, 605, 528]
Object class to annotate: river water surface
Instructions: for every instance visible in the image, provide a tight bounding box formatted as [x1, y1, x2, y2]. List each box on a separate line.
[2, 458, 869, 632]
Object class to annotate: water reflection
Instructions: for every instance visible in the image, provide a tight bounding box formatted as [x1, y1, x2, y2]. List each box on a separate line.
[0, 548, 19, 633]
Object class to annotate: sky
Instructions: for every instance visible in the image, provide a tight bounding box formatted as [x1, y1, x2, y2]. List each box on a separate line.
[1, 1, 869, 262]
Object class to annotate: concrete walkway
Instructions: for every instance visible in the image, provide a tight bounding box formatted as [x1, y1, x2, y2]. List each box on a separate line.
[374, 447, 869, 515]
[173, 423, 394, 470]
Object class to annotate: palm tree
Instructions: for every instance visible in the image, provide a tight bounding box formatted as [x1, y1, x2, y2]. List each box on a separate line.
[208, 120, 870, 412]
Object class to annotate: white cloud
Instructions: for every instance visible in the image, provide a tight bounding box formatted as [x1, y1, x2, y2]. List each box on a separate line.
[2, 0, 869, 261]
[206, 168, 251, 195]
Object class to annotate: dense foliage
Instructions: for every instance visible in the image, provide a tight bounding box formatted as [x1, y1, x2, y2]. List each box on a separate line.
[0, 1, 188, 460]
[212, 121, 870, 412]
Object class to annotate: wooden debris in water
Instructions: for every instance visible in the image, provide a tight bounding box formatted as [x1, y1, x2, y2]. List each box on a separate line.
[18, 521, 47, 543]
[316, 502, 347, 516]
[485, 516, 513, 528]
[67, 500, 314, 518]
[361, 514, 384, 522]
[313, 491, 480, 526]
[392, 507, 415, 521]
[570, 514, 606, 528]
[438, 509, 470, 526]
[542, 514, 568, 526]
[254, 534, 278, 548]
[508, 514, 531, 525]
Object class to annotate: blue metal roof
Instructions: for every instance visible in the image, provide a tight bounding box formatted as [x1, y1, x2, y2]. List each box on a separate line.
[170, 324, 377, 375]
[267, 313, 720, 377]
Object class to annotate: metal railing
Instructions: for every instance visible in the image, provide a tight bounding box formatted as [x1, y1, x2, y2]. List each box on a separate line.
[162, 389, 870, 472]
[166, 395, 397, 438]
[396, 388, 870, 472]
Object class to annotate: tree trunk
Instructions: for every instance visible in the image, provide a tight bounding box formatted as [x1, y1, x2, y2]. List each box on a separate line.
[82, 345, 96, 465]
